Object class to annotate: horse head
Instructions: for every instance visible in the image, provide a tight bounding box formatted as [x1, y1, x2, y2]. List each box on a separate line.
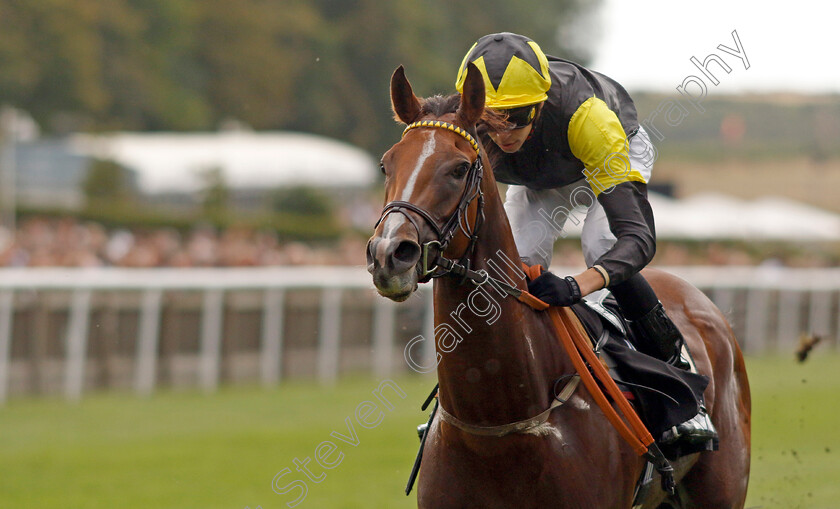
[367, 64, 486, 301]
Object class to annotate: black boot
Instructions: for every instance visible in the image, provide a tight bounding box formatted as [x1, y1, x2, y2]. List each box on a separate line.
[628, 301, 685, 367]
[629, 302, 719, 447]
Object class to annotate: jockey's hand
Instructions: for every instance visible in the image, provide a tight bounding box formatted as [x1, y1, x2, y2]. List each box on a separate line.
[527, 272, 582, 307]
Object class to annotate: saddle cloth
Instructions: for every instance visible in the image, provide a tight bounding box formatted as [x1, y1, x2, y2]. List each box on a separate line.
[569, 290, 709, 439]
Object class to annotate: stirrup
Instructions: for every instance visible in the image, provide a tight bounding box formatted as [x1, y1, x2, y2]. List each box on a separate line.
[660, 405, 718, 446]
[664, 343, 720, 447]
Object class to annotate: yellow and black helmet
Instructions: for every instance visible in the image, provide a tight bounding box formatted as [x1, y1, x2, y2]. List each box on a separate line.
[455, 32, 551, 110]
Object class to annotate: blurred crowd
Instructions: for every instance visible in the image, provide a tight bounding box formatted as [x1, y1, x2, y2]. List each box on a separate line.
[0, 216, 834, 269]
[0, 217, 369, 267]
[552, 239, 837, 269]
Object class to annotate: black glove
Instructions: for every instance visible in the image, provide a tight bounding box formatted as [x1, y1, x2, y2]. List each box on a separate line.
[527, 272, 582, 307]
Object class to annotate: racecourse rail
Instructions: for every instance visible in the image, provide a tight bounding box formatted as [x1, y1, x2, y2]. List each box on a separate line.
[0, 265, 837, 403]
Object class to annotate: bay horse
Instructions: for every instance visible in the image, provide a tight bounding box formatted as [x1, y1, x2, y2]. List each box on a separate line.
[367, 63, 751, 508]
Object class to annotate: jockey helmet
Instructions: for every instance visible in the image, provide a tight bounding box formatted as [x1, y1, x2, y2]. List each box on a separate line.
[455, 32, 551, 110]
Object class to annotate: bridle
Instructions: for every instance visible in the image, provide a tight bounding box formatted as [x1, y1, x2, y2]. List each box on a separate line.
[374, 119, 538, 301]
[375, 120, 486, 284]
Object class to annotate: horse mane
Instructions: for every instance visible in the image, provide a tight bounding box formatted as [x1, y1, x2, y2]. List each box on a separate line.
[394, 93, 509, 132]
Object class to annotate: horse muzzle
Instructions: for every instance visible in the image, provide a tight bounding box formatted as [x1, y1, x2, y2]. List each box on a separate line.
[366, 235, 422, 302]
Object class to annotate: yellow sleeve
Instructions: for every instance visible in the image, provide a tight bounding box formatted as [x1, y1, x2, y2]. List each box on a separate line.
[567, 96, 647, 196]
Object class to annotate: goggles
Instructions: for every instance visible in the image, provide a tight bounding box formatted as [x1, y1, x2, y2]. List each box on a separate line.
[499, 105, 538, 130]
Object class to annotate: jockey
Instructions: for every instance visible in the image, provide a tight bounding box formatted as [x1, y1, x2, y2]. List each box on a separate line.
[455, 32, 717, 446]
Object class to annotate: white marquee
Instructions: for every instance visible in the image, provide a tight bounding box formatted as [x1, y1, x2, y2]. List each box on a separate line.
[70, 131, 378, 194]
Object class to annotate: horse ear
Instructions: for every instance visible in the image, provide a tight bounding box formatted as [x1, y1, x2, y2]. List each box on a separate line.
[391, 66, 422, 124]
[456, 62, 485, 128]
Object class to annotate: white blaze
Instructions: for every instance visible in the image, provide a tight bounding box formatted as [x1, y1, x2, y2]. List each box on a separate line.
[401, 130, 436, 201]
[376, 214, 406, 261]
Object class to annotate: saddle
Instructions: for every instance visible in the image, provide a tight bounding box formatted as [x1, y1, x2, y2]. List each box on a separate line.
[570, 290, 709, 447]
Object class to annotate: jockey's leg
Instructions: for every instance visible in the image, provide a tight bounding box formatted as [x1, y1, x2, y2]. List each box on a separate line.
[503, 184, 582, 269]
[610, 274, 683, 364]
[614, 276, 718, 446]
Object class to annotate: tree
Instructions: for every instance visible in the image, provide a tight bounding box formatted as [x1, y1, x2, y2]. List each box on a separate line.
[82, 158, 135, 206]
[0, 0, 597, 152]
[272, 186, 333, 217]
[197, 166, 230, 222]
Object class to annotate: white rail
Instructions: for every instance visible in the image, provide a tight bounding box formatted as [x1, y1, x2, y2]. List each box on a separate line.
[0, 265, 836, 403]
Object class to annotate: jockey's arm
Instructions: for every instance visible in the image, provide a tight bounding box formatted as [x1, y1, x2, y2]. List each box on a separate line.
[567, 181, 656, 294]
[574, 267, 611, 296]
[589, 181, 656, 284]
[567, 97, 656, 294]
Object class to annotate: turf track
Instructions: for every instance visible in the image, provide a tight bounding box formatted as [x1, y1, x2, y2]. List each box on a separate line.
[0, 354, 837, 508]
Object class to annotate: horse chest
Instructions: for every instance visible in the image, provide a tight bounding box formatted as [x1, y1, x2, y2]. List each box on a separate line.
[419, 416, 637, 509]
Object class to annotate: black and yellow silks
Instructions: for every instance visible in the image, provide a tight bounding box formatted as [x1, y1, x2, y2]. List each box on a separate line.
[455, 32, 655, 289]
[455, 32, 646, 197]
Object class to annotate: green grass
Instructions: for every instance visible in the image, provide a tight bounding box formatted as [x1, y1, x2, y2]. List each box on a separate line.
[744, 353, 840, 509]
[0, 354, 838, 508]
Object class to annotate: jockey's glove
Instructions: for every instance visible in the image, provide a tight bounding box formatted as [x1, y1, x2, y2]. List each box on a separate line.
[527, 271, 582, 307]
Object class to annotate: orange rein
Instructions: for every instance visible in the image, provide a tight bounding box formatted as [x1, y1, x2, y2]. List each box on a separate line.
[520, 264, 653, 456]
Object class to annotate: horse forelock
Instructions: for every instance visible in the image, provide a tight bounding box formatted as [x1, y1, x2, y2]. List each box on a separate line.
[420, 94, 461, 117]
[405, 93, 507, 132]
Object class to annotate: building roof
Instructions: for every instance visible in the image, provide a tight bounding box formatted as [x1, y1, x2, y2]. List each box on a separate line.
[69, 131, 379, 193]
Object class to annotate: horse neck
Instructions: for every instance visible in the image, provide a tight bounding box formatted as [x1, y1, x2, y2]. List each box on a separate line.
[433, 171, 568, 424]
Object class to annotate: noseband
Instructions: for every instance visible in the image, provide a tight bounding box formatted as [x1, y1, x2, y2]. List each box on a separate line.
[375, 120, 485, 283]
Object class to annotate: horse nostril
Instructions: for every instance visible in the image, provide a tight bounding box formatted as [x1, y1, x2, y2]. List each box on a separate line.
[366, 239, 378, 271]
[393, 240, 421, 265]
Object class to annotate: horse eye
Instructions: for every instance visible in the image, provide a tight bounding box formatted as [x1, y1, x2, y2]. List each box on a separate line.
[379, 162, 386, 175]
[452, 162, 470, 179]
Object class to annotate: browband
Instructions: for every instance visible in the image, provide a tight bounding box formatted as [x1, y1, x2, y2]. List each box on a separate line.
[403, 120, 480, 157]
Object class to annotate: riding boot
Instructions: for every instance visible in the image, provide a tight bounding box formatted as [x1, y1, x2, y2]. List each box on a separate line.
[627, 301, 686, 367]
[627, 302, 719, 446]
